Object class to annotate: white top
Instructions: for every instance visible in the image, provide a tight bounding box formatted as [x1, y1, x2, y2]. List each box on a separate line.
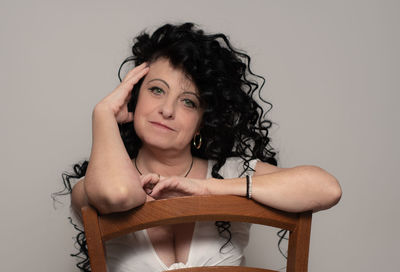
[72, 157, 257, 272]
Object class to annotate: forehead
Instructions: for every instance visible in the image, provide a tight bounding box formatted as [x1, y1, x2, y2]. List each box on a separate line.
[145, 58, 197, 92]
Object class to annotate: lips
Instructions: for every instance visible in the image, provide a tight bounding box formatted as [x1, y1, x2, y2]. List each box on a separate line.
[149, 121, 175, 131]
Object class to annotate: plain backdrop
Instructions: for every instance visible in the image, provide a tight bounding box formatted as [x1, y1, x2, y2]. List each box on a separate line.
[1, 0, 399, 271]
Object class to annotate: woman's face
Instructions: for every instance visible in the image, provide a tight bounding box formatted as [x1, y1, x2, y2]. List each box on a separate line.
[133, 58, 203, 152]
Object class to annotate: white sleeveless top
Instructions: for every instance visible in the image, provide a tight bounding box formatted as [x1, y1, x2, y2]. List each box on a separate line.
[73, 157, 257, 272]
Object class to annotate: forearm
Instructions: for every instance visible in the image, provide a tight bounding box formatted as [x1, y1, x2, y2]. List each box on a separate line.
[206, 166, 342, 213]
[84, 104, 146, 214]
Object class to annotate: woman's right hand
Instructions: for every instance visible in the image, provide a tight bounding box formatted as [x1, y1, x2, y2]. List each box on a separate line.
[96, 62, 149, 123]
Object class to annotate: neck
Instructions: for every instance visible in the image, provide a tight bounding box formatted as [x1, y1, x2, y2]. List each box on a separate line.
[135, 146, 194, 177]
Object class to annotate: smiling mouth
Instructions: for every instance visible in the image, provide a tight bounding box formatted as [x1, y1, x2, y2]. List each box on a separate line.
[149, 121, 175, 131]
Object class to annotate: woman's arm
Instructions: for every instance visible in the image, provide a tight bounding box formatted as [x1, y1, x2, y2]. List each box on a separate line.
[84, 106, 146, 214]
[72, 64, 149, 215]
[206, 163, 342, 212]
[143, 161, 342, 213]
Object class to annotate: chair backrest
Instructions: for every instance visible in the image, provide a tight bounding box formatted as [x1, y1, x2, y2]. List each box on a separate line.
[81, 195, 312, 272]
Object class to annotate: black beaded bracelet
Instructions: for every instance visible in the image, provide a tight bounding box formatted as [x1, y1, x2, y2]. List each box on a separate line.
[246, 175, 252, 199]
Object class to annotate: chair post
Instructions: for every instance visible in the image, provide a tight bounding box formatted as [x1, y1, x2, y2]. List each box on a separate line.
[82, 206, 107, 272]
[286, 211, 312, 272]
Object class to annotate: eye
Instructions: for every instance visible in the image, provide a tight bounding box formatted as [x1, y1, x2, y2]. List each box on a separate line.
[181, 98, 197, 108]
[149, 87, 164, 95]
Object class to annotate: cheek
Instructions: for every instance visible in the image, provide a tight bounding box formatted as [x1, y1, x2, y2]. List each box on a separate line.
[182, 113, 202, 135]
[133, 91, 153, 120]
[132, 107, 142, 132]
[133, 114, 143, 140]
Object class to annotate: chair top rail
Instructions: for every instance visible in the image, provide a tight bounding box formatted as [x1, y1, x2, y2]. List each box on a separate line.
[94, 195, 305, 241]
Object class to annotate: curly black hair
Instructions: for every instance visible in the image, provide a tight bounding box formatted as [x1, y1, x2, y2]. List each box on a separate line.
[119, 23, 276, 175]
[55, 22, 277, 271]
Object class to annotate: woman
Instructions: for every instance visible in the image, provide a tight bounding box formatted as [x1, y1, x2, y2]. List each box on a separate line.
[63, 23, 341, 271]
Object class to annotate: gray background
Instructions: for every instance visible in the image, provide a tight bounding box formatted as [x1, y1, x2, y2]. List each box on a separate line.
[1, 0, 399, 271]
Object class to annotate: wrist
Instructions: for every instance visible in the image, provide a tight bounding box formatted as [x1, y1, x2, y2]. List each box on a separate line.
[205, 178, 246, 197]
[203, 178, 219, 195]
[93, 103, 115, 117]
[92, 103, 122, 126]
[201, 178, 213, 195]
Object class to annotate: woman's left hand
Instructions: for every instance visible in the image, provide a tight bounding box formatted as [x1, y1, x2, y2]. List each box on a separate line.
[140, 173, 209, 199]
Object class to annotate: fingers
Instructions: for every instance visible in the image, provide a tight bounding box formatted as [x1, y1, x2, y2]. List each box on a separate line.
[140, 173, 161, 194]
[141, 175, 201, 199]
[118, 65, 149, 99]
[122, 62, 149, 86]
[114, 63, 149, 100]
[140, 173, 160, 186]
[100, 63, 149, 122]
[150, 177, 207, 199]
[122, 62, 148, 80]
[150, 177, 180, 198]
[124, 112, 134, 123]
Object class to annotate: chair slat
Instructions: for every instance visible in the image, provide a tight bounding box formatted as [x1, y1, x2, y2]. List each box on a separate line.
[169, 266, 278, 272]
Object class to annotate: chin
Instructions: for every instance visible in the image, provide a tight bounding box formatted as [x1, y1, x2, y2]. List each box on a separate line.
[141, 137, 175, 150]
[142, 137, 191, 153]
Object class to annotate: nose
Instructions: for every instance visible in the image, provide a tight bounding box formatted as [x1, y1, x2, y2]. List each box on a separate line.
[159, 98, 176, 119]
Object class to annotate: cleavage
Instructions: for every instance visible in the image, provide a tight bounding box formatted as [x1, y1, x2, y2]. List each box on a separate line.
[146, 222, 195, 267]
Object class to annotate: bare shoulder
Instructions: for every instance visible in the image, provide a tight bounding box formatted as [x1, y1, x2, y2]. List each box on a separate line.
[254, 160, 283, 176]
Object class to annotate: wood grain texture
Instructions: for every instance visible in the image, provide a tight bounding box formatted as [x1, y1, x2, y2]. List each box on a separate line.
[81, 206, 107, 272]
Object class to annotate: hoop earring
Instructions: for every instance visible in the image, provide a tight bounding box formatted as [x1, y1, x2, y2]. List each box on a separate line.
[193, 133, 202, 149]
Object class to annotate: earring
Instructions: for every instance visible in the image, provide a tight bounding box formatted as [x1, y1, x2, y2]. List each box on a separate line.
[193, 133, 202, 149]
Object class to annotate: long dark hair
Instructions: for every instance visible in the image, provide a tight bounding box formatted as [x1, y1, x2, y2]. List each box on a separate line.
[55, 22, 277, 271]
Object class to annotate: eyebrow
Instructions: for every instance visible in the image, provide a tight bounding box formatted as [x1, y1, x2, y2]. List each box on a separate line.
[182, 91, 201, 100]
[148, 78, 170, 89]
[148, 79, 199, 98]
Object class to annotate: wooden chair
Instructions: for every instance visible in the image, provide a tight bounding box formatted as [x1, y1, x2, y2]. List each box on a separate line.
[82, 195, 312, 272]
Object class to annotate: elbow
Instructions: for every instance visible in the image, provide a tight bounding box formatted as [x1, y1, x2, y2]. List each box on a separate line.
[97, 186, 135, 213]
[99, 187, 147, 214]
[301, 165, 342, 212]
[316, 170, 342, 212]
[86, 184, 146, 214]
[327, 176, 342, 207]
